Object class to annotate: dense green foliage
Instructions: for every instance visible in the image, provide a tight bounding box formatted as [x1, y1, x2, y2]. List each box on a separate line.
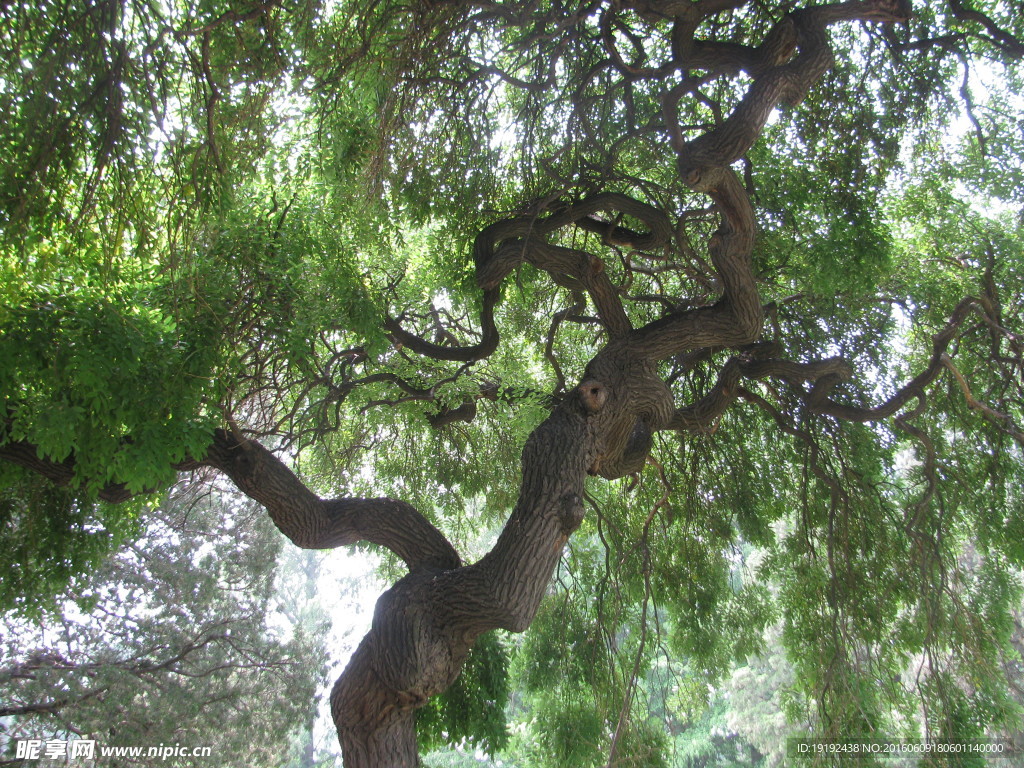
[417, 631, 511, 756]
[2, 0, 1024, 763]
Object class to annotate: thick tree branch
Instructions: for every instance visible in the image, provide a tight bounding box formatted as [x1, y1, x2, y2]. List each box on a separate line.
[385, 192, 673, 358]
[474, 193, 673, 339]
[631, 0, 911, 364]
[668, 358, 743, 432]
[667, 355, 852, 432]
[0, 435, 136, 504]
[666, 296, 1024, 449]
[675, 0, 911, 175]
[0, 427, 460, 571]
[630, 167, 762, 358]
[194, 433, 461, 570]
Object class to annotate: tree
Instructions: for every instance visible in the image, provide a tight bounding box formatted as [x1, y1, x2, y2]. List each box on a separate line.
[0, 489, 328, 765]
[1, 0, 1023, 764]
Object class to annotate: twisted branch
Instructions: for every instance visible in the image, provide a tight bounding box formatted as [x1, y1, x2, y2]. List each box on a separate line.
[0, 427, 460, 571]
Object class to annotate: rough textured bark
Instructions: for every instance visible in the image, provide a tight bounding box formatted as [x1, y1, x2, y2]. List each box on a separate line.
[327, 352, 675, 766]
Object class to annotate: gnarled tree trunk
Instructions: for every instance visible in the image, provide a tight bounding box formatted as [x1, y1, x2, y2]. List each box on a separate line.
[0, 0, 927, 764]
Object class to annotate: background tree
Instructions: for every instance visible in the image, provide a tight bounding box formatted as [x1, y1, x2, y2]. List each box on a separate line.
[0, 489, 328, 766]
[1, 0, 1023, 765]
[275, 545, 342, 768]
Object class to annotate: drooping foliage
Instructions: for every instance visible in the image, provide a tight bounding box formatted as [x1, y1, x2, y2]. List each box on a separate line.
[2, 0, 1024, 763]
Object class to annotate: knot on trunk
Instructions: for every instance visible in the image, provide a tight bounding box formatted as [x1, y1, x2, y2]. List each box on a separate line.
[579, 353, 675, 480]
[558, 493, 585, 534]
[578, 379, 608, 413]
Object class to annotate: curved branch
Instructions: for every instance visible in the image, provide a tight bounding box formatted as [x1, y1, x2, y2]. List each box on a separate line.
[385, 193, 673, 353]
[675, 0, 911, 176]
[667, 297, 1024, 449]
[384, 288, 501, 363]
[474, 192, 673, 339]
[668, 358, 743, 432]
[630, 167, 762, 358]
[194, 433, 461, 570]
[941, 353, 1024, 443]
[493, 237, 633, 336]
[799, 298, 978, 423]
[0, 436, 136, 504]
[632, 1, 911, 364]
[0, 427, 461, 571]
[667, 355, 852, 432]
[947, 0, 1024, 57]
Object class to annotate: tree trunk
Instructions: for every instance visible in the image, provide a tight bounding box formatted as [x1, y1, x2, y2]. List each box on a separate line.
[328, 346, 678, 763]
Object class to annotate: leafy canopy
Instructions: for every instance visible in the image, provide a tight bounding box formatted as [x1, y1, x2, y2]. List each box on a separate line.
[2, 0, 1024, 760]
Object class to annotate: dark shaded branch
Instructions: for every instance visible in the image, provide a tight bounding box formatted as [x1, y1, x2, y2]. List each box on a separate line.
[947, 0, 1024, 57]
[426, 399, 478, 428]
[492, 237, 632, 336]
[631, 1, 911, 364]
[797, 298, 981, 424]
[675, 0, 911, 175]
[667, 355, 852, 432]
[668, 358, 743, 432]
[425, 380, 563, 428]
[384, 288, 501, 362]
[630, 167, 762, 358]
[474, 192, 673, 339]
[195, 433, 461, 570]
[0, 687, 108, 718]
[666, 296, 1023, 449]
[0, 437, 134, 504]
[0, 427, 461, 571]
[386, 192, 670, 358]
